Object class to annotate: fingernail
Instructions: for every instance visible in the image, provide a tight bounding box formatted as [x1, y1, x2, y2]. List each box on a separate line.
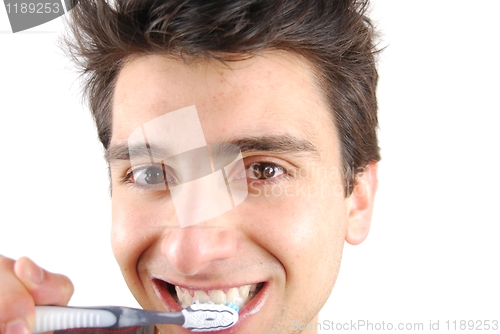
[5, 319, 29, 334]
[26, 259, 44, 285]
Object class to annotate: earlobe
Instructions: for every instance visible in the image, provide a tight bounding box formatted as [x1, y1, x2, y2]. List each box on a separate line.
[345, 163, 378, 245]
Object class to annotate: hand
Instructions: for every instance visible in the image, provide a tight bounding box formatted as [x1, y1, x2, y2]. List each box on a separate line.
[0, 255, 74, 334]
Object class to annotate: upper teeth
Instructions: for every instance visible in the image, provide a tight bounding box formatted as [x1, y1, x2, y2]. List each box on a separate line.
[175, 284, 258, 309]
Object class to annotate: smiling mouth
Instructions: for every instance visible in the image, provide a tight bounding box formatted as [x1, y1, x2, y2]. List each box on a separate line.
[155, 279, 265, 310]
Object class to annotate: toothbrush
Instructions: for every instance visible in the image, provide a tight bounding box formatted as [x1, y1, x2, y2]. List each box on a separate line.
[34, 303, 239, 333]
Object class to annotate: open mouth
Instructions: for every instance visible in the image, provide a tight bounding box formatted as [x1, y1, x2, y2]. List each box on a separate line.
[154, 279, 265, 311]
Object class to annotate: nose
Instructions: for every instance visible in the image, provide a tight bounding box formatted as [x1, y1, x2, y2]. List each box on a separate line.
[161, 223, 238, 276]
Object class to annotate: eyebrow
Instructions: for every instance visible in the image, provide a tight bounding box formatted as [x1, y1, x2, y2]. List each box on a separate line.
[233, 135, 317, 155]
[105, 135, 318, 163]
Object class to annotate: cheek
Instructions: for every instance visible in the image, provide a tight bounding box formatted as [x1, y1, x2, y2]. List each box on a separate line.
[111, 195, 142, 270]
[289, 200, 345, 267]
[243, 189, 347, 320]
[110, 192, 175, 271]
[243, 188, 347, 267]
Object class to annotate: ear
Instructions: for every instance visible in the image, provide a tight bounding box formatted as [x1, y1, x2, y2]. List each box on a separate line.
[345, 162, 378, 245]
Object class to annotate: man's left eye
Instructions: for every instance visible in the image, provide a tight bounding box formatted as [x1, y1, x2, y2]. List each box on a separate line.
[246, 162, 285, 180]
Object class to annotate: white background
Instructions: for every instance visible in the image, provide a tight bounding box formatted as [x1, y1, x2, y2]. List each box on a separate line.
[1, 1, 499, 333]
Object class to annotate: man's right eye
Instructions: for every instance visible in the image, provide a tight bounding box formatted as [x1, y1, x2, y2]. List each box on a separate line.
[136, 166, 165, 185]
[127, 164, 177, 189]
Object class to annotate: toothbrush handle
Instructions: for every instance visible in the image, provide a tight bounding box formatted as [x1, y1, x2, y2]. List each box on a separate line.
[34, 306, 118, 333]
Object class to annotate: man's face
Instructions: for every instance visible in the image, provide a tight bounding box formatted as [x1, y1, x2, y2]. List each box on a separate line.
[108, 52, 352, 333]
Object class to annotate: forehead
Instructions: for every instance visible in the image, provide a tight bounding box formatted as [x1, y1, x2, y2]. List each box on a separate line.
[111, 52, 337, 152]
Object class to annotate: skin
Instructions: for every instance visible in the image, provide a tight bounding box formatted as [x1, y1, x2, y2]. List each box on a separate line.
[107, 52, 378, 333]
[0, 51, 376, 334]
[0, 256, 73, 334]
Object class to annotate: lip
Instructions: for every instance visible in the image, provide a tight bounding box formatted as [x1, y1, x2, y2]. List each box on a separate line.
[152, 278, 270, 333]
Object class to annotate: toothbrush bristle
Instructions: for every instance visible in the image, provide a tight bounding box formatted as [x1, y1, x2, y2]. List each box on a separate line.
[225, 302, 240, 313]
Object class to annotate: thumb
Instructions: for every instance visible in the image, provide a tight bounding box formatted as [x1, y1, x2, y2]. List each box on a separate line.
[14, 257, 74, 307]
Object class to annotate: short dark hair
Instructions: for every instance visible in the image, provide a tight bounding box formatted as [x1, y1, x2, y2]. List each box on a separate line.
[64, 0, 381, 196]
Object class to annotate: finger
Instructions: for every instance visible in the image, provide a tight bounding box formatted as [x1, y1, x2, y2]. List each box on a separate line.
[14, 257, 74, 307]
[0, 255, 34, 334]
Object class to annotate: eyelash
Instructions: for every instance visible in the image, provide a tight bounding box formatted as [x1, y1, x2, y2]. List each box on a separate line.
[121, 159, 292, 190]
[121, 164, 174, 190]
[243, 162, 291, 185]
